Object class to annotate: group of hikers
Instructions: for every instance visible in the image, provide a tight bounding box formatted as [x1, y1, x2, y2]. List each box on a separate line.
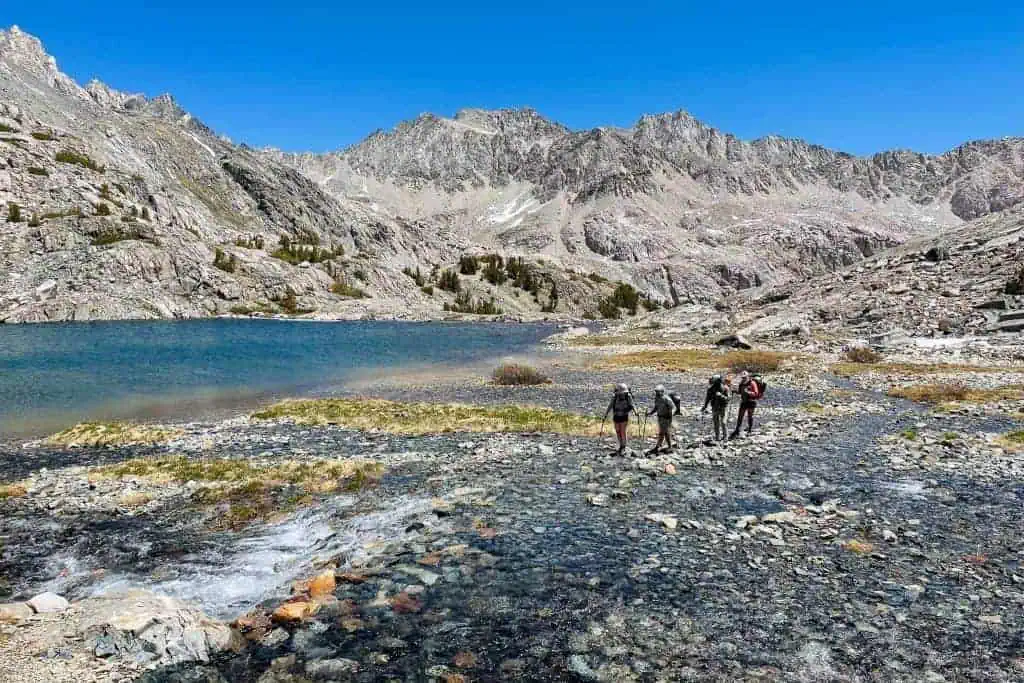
[602, 371, 766, 456]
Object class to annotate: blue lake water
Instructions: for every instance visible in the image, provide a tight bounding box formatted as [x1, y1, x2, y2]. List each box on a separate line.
[0, 319, 557, 438]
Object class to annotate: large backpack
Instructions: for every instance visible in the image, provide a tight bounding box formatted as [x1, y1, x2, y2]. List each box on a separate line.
[669, 392, 682, 415]
[749, 376, 767, 400]
[612, 392, 634, 416]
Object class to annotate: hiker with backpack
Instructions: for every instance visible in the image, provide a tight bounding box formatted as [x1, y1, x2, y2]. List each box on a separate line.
[646, 385, 676, 455]
[730, 371, 766, 439]
[603, 383, 640, 456]
[701, 374, 731, 441]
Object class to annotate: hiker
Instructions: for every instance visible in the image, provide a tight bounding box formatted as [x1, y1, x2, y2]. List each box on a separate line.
[646, 385, 675, 454]
[603, 383, 640, 455]
[730, 371, 765, 439]
[701, 374, 731, 441]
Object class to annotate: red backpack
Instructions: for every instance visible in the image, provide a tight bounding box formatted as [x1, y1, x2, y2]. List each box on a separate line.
[748, 378, 764, 400]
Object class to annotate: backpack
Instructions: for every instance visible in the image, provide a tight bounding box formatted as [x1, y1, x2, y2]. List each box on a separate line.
[669, 392, 682, 415]
[656, 395, 674, 419]
[612, 392, 634, 416]
[749, 377, 766, 400]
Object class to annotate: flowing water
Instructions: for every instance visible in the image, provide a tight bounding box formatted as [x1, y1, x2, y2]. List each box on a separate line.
[0, 319, 558, 438]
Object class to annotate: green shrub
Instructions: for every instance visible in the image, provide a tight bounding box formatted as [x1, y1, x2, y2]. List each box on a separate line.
[582, 311, 598, 320]
[421, 285, 434, 296]
[234, 235, 265, 249]
[213, 248, 238, 273]
[1006, 267, 1024, 296]
[331, 280, 369, 298]
[403, 266, 426, 286]
[609, 283, 641, 314]
[492, 363, 551, 386]
[459, 254, 480, 275]
[353, 268, 368, 282]
[438, 269, 461, 293]
[843, 346, 882, 364]
[141, 207, 151, 221]
[55, 149, 103, 172]
[279, 291, 299, 314]
[0, 123, 16, 133]
[43, 207, 81, 220]
[27, 166, 49, 176]
[598, 298, 621, 319]
[444, 291, 502, 315]
[95, 203, 112, 216]
[482, 259, 507, 285]
[31, 131, 55, 141]
[6, 203, 20, 223]
[92, 226, 147, 245]
[588, 272, 608, 284]
[900, 429, 918, 441]
[27, 214, 42, 227]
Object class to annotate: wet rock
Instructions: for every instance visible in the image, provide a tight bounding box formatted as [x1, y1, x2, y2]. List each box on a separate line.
[304, 658, 359, 679]
[27, 591, 70, 613]
[81, 590, 234, 666]
[568, 654, 600, 680]
[272, 600, 319, 623]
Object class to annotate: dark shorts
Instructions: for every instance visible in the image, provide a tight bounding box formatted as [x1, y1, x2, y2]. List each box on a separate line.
[613, 415, 629, 424]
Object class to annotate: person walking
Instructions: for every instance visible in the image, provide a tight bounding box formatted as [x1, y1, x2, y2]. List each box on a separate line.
[730, 371, 764, 439]
[646, 385, 676, 454]
[603, 383, 640, 455]
[701, 374, 731, 441]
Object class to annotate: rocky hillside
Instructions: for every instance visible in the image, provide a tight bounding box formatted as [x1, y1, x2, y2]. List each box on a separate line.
[2, 25, 1023, 324]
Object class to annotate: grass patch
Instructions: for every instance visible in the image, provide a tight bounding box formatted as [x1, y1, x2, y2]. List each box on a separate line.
[94, 456, 383, 529]
[27, 166, 49, 176]
[0, 483, 28, 499]
[330, 281, 369, 298]
[0, 123, 17, 133]
[55, 149, 104, 172]
[842, 540, 875, 555]
[45, 422, 182, 448]
[998, 430, 1024, 451]
[252, 398, 601, 435]
[598, 348, 793, 374]
[900, 429, 918, 441]
[833, 361, 1012, 377]
[843, 347, 881, 364]
[30, 131, 55, 141]
[888, 384, 1024, 405]
[492, 363, 551, 386]
[568, 333, 661, 347]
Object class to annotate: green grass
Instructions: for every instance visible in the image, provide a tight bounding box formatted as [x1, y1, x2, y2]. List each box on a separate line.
[26, 166, 49, 176]
[900, 429, 919, 441]
[93, 456, 383, 529]
[998, 430, 1024, 450]
[252, 398, 601, 435]
[55, 149, 103, 172]
[0, 123, 17, 134]
[331, 281, 369, 298]
[30, 131, 55, 141]
[45, 422, 182, 448]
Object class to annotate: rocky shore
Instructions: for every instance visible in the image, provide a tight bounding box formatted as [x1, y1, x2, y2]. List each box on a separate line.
[2, 340, 1023, 682]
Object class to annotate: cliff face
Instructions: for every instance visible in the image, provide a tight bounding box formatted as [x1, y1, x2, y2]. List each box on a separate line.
[2, 25, 1022, 323]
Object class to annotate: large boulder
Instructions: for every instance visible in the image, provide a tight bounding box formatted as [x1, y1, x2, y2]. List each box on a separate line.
[80, 590, 238, 666]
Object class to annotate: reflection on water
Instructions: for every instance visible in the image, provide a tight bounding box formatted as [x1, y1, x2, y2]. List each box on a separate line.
[0, 319, 556, 438]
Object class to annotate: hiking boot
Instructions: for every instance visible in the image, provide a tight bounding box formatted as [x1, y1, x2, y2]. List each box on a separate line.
[644, 448, 658, 456]
[728, 431, 740, 440]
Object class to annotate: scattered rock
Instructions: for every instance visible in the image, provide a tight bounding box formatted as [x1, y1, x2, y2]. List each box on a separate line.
[27, 592, 69, 613]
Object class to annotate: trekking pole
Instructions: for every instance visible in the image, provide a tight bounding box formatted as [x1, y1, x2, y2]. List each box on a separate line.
[599, 416, 606, 440]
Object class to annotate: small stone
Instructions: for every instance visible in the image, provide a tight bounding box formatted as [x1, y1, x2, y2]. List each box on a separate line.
[587, 493, 609, 507]
[27, 592, 70, 614]
[882, 529, 898, 542]
[305, 658, 360, 679]
[396, 565, 440, 586]
[664, 463, 677, 475]
[568, 654, 599, 680]
[735, 515, 758, 529]
[453, 651, 477, 668]
[761, 511, 797, 524]
[979, 614, 1002, 624]
[260, 628, 290, 648]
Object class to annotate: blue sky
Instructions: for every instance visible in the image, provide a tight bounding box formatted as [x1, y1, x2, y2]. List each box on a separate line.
[8, 1, 1023, 154]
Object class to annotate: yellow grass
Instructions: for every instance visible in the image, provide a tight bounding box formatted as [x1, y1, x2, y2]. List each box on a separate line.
[887, 384, 1024, 405]
[92, 456, 384, 529]
[252, 398, 602, 435]
[0, 483, 28, 499]
[842, 540, 875, 555]
[832, 361, 1015, 377]
[998, 430, 1024, 451]
[45, 422, 183, 448]
[568, 333, 664, 347]
[596, 348, 794, 373]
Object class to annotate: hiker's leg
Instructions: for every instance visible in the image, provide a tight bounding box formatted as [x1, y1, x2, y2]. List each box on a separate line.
[746, 404, 755, 432]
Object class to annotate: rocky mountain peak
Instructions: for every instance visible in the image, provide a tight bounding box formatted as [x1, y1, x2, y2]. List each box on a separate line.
[0, 25, 82, 96]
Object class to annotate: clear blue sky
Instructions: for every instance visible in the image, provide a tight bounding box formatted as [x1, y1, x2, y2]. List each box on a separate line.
[9, 1, 1023, 155]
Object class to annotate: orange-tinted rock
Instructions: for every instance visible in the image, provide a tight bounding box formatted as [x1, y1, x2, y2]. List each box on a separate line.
[340, 617, 364, 632]
[307, 570, 336, 598]
[390, 592, 422, 614]
[338, 572, 367, 584]
[272, 600, 318, 623]
[417, 553, 442, 567]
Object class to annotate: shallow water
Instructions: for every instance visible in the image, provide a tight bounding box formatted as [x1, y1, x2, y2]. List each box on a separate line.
[0, 319, 557, 437]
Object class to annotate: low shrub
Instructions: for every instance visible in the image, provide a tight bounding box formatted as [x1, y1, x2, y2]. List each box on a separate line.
[55, 149, 104, 172]
[459, 254, 479, 275]
[888, 383, 1022, 404]
[438, 269, 461, 293]
[30, 131, 55, 141]
[213, 247, 238, 273]
[444, 291, 502, 315]
[1005, 267, 1024, 296]
[402, 266, 426, 286]
[331, 280, 369, 298]
[420, 285, 434, 296]
[27, 166, 49, 176]
[599, 348, 794, 373]
[6, 202, 20, 223]
[95, 203, 112, 216]
[900, 429, 918, 440]
[91, 225, 148, 245]
[0, 123, 17, 133]
[843, 346, 881, 364]
[492, 363, 551, 386]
